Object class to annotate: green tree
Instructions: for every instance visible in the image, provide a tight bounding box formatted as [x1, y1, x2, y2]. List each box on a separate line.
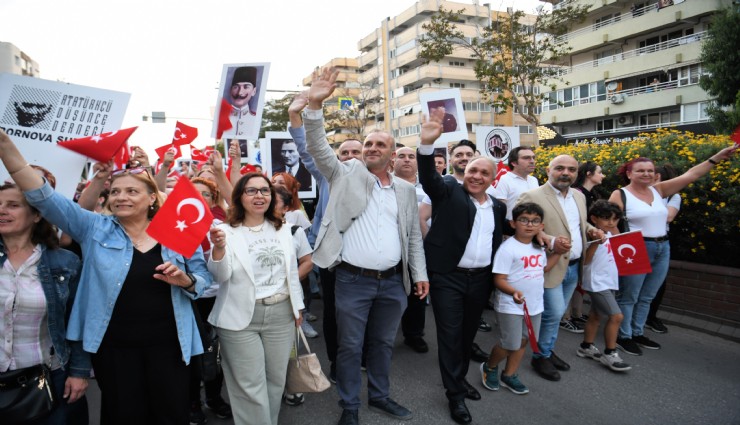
[323, 85, 379, 142]
[699, 7, 740, 134]
[260, 95, 292, 138]
[419, 5, 590, 126]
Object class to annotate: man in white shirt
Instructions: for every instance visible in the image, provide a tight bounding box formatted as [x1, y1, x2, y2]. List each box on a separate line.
[304, 68, 429, 425]
[488, 146, 539, 221]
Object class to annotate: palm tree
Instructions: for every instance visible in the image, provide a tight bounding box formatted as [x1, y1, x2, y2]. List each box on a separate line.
[256, 245, 285, 282]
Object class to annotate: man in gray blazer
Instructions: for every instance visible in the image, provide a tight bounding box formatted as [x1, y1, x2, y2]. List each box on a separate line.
[304, 68, 429, 425]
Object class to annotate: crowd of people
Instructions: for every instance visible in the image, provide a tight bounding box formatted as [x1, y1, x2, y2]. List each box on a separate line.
[0, 66, 736, 425]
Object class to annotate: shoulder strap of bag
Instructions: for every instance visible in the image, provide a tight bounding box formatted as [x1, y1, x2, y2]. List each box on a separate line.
[296, 325, 312, 354]
[291, 225, 300, 235]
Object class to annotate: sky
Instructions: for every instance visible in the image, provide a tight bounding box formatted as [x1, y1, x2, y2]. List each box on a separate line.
[1, 0, 545, 156]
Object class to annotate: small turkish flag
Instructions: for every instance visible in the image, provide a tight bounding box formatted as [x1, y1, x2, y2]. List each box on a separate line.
[155, 143, 183, 164]
[57, 127, 138, 163]
[147, 177, 214, 258]
[172, 121, 198, 147]
[216, 98, 233, 139]
[190, 145, 211, 162]
[240, 164, 257, 175]
[731, 124, 740, 148]
[610, 231, 652, 276]
[113, 143, 131, 170]
[493, 161, 509, 188]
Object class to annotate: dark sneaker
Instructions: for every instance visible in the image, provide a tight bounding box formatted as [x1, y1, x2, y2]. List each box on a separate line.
[571, 314, 589, 325]
[403, 336, 429, 353]
[368, 398, 413, 420]
[500, 373, 529, 395]
[531, 357, 560, 381]
[576, 344, 602, 361]
[189, 403, 207, 425]
[205, 397, 232, 419]
[633, 334, 661, 350]
[549, 351, 571, 371]
[617, 337, 643, 356]
[478, 318, 492, 332]
[645, 318, 668, 334]
[480, 362, 499, 391]
[337, 409, 359, 425]
[560, 320, 584, 334]
[600, 351, 632, 372]
[283, 393, 305, 406]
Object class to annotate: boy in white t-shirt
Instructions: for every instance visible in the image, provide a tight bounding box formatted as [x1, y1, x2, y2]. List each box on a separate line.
[480, 203, 559, 395]
[577, 200, 631, 372]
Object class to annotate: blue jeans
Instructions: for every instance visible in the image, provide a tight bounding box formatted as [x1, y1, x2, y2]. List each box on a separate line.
[617, 240, 670, 338]
[334, 268, 407, 410]
[535, 262, 579, 358]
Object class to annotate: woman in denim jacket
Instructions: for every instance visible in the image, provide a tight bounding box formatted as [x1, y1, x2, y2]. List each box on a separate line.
[0, 129, 212, 425]
[0, 182, 89, 424]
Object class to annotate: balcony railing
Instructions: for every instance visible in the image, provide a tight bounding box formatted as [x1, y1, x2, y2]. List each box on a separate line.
[562, 118, 710, 142]
[555, 31, 706, 77]
[554, 3, 659, 43]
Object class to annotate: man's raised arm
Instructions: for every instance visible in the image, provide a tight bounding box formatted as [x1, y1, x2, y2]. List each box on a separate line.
[303, 68, 344, 183]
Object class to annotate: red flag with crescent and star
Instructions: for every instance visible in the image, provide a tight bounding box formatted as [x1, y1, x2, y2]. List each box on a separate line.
[609, 231, 652, 276]
[172, 121, 198, 147]
[493, 161, 510, 188]
[57, 127, 138, 163]
[190, 145, 214, 162]
[147, 177, 214, 258]
[154, 143, 183, 169]
[731, 124, 740, 148]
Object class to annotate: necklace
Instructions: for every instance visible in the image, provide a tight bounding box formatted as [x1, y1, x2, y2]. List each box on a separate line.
[122, 225, 152, 248]
[246, 223, 264, 233]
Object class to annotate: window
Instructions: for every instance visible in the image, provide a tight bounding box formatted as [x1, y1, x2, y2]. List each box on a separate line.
[594, 13, 620, 30]
[519, 125, 533, 134]
[597, 119, 614, 132]
[678, 64, 703, 86]
[449, 83, 466, 88]
[449, 61, 465, 67]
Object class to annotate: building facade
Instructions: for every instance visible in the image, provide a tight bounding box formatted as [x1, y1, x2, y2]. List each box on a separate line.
[354, 0, 538, 147]
[0, 41, 39, 77]
[538, 0, 731, 145]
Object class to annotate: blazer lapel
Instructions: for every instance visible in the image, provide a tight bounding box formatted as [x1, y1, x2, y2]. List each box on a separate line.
[229, 227, 256, 284]
[544, 187, 569, 231]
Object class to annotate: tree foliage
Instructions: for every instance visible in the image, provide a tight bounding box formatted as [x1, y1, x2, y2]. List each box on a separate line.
[322, 85, 380, 142]
[699, 7, 740, 134]
[419, 5, 590, 126]
[260, 95, 292, 138]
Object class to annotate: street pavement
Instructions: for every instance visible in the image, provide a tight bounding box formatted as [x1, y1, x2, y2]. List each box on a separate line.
[85, 299, 740, 424]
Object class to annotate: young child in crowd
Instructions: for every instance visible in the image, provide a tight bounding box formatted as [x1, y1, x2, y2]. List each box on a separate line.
[577, 200, 631, 372]
[481, 202, 559, 395]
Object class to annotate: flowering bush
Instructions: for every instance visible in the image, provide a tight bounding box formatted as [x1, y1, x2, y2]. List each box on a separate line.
[533, 129, 739, 267]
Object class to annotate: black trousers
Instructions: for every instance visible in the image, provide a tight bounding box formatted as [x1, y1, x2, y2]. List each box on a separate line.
[430, 269, 492, 401]
[93, 341, 190, 425]
[401, 290, 427, 338]
[320, 267, 338, 364]
[189, 297, 225, 405]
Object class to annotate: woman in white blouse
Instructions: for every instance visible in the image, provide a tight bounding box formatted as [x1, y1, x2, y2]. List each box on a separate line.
[207, 173, 304, 425]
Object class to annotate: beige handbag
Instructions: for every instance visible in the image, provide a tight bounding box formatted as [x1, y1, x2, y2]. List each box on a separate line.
[285, 326, 331, 393]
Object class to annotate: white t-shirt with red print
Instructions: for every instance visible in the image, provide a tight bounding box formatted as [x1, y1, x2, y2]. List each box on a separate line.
[492, 237, 546, 315]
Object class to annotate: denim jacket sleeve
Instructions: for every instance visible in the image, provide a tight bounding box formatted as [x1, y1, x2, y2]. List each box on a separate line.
[290, 125, 325, 183]
[24, 180, 100, 243]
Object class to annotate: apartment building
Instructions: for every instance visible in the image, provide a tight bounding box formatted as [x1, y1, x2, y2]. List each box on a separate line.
[0, 41, 40, 77]
[355, 0, 538, 147]
[538, 0, 731, 145]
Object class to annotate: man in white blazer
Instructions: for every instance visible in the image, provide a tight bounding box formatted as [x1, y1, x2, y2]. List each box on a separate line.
[304, 68, 429, 425]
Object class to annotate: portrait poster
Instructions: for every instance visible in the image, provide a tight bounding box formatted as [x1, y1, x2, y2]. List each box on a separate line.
[223, 138, 260, 166]
[0, 73, 130, 197]
[264, 131, 316, 199]
[211, 62, 270, 141]
[475, 126, 520, 164]
[419, 89, 467, 147]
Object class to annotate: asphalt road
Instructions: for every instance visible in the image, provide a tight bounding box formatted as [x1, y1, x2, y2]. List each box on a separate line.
[85, 299, 740, 425]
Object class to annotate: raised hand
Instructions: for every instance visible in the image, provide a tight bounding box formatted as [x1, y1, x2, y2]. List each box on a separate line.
[420, 114, 443, 146]
[289, 91, 309, 115]
[308, 67, 339, 108]
[91, 160, 114, 181]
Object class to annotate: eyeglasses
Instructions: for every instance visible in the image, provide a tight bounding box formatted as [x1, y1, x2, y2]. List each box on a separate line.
[199, 191, 213, 199]
[516, 218, 542, 226]
[244, 187, 271, 197]
[111, 167, 150, 177]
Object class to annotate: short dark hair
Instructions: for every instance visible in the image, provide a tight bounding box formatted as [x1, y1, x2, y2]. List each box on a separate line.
[508, 146, 535, 168]
[434, 152, 447, 163]
[512, 202, 544, 221]
[589, 200, 622, 220]
[274, 185, 293, 210]
[0, 183, 59, 249]
[449, 139, 476, 156]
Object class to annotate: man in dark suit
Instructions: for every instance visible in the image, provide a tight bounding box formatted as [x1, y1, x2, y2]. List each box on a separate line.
[417, 118, 506, 425]
[273, 139, 313, 191]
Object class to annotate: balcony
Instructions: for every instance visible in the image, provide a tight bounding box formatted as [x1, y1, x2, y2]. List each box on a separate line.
[358, 48, 379, 71]
[556, 0, 724, 55]
[393, 64, 476, 88]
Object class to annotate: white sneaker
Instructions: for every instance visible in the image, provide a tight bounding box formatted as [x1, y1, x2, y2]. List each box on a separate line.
[576, 344, 602, 360]
[301, 321, 319, 338]
[600, 351, 632, 372]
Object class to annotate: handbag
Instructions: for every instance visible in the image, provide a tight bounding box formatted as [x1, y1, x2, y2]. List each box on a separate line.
[285, 326, 331, 394]
[618, 188, 630, 233]
[192, 301, 221, 382]
[0, 364, 56, 424]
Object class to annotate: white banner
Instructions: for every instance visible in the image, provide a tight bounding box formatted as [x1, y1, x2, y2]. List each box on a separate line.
[0, 73, 130, 197]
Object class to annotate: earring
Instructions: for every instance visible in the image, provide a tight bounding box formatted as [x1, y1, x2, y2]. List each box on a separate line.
[150, 204, 154, 210]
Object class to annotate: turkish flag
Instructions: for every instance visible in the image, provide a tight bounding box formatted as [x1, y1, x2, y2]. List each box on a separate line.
[216, 98, 233, 139]
[112, 143, 131, 170]
[731, 124, 740, 148]
[147, 177, 214, 258]
[57, 127, 138, 163]
[493, 161, 510, 188]
[240, 164, 257, 175]
[172, 121, 198, 147]
[154, 143, 183, 167]
[190, 145, 212, 162]
[610, 231, 652, 276]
